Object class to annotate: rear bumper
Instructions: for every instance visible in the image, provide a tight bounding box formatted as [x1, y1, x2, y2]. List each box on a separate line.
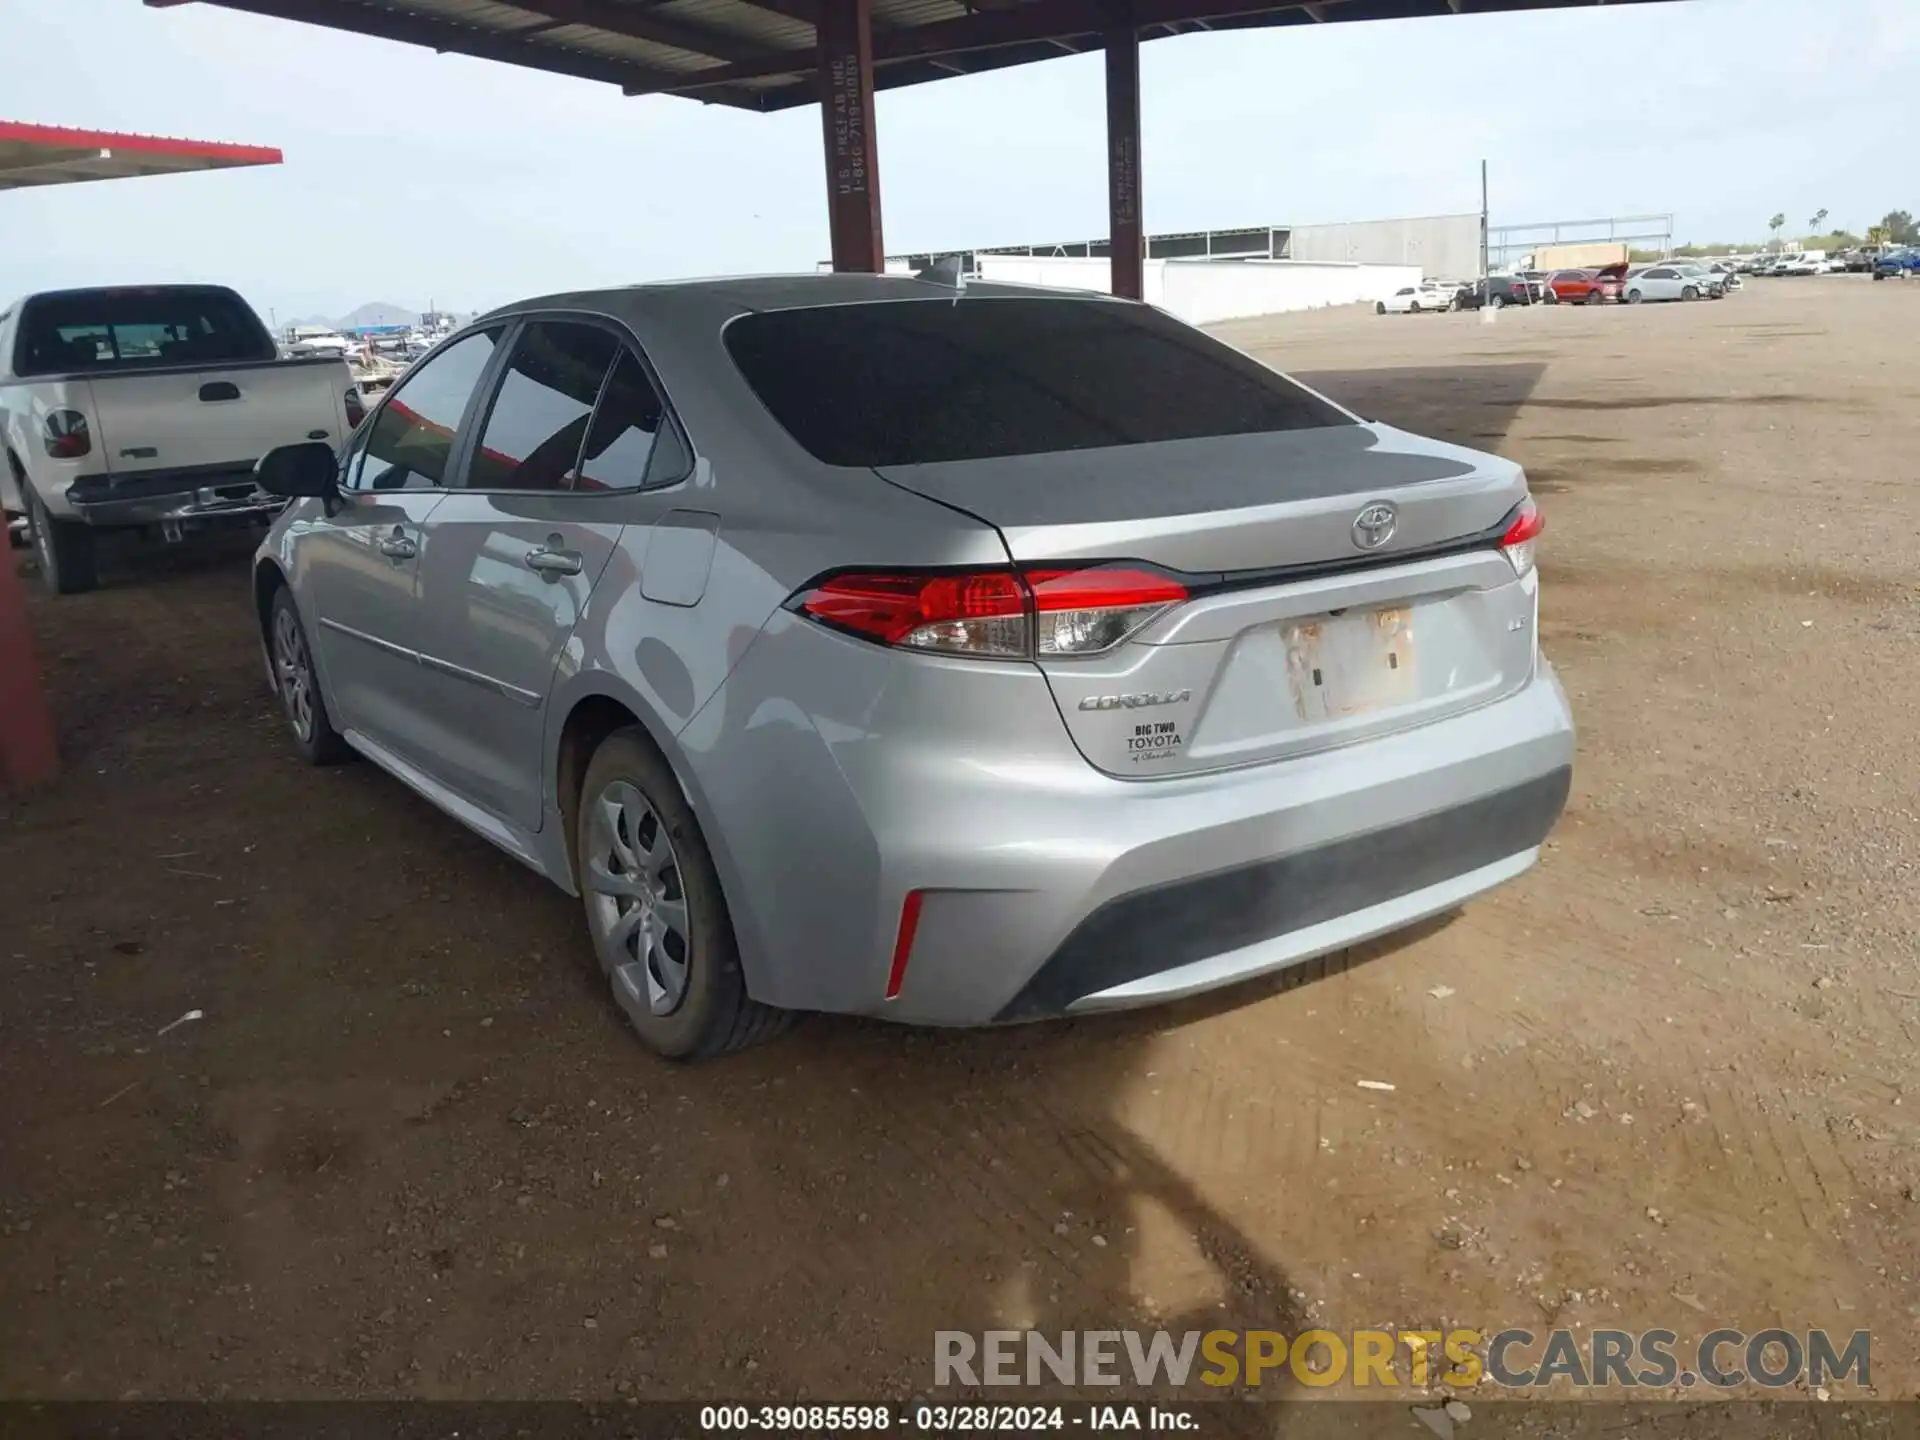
[65, 467, 287, 528]
[1001, 764, 1568, 1018]
[867, 662, 1574, 1025]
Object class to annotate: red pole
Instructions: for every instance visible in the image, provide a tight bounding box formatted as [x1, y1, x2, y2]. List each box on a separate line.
[818, 0, 884, 273]
[1104, 16, 1144, 300]
[0, 550, 57, 790]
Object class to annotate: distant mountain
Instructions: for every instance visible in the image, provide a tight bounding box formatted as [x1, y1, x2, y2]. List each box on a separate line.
[336, 301, 420, 330]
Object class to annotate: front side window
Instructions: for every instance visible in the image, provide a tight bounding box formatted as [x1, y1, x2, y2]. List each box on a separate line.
[467, 321, 620, 492]
[351, 328, 501, 492]
[724, 296, 1351, 469]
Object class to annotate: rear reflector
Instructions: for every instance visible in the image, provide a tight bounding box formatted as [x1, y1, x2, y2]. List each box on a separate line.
[796, 564, 1188, 659]
[885, 890, 926, 1000]
[1500, 497, 1544, 577]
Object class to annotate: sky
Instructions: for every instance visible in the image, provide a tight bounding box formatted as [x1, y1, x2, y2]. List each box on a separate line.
[1, 0, 1914, 322]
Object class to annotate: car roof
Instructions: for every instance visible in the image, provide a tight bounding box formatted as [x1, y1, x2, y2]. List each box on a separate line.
[476, 271, 1115, 325]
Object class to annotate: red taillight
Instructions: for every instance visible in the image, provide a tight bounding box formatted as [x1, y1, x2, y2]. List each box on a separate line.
[798, 571, 1027, 653]
[1500, 497, 1544, 577]
[796, 564, 1188, 659]
[42, 409, 90, 459]
[1025, 567, 1190, 656]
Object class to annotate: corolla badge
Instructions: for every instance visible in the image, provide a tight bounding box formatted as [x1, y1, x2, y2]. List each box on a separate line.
[1351, 501, 1398, 551]
[1078, 689, 1191, 712]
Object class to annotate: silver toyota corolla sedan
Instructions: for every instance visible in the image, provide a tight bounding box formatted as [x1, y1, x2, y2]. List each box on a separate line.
[250, 274, 1574, 1060]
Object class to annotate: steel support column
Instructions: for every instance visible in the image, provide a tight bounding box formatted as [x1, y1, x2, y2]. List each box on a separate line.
[0, 553, 57, 790]
[818, 0, 884, 272]
[1103, 13, 1143, 300]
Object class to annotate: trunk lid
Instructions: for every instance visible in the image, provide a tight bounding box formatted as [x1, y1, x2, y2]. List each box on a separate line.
[875, 423, 1538, 779]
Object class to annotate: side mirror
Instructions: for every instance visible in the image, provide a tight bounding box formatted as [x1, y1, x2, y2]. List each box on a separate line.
[255, 441, 338, 499]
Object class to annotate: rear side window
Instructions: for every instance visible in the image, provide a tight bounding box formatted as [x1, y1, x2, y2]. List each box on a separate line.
[351, 329, 501, 492]
[13, 287, 274, 376]
[724, 297, 1351, 468]
[467, 322, 619, 492]
[577, 350, 686, 492]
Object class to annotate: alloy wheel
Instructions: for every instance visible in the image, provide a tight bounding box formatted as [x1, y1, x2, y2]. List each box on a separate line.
[584, 781, 692, 1016]
[272, 604, 315, 743]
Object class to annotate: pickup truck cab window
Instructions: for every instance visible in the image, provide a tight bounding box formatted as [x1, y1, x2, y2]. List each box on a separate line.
[349, 328, 501, 492]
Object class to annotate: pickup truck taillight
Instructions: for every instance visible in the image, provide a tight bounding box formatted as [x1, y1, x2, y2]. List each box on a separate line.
[43, 409, 90, 459]
[344, 386, 366, 429]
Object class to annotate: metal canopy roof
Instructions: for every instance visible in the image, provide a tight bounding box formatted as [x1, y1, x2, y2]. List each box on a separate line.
[0, 119, 283, 191]
[155, 0, 1669, 113]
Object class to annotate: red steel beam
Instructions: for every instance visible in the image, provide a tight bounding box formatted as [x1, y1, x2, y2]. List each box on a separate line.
[1104, 16, 1143, 300]
[0, 555, 57, 790]
[817, 0, 884, 272]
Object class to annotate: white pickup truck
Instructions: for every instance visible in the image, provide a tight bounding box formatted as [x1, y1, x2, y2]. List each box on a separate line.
[1, 284, 361, 594]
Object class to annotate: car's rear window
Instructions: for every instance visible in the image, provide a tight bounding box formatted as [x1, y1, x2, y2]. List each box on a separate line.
[722, 296, 1352, 468]
[13, 286, 275, 377]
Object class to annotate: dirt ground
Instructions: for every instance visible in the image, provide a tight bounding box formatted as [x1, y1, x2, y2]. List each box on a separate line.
[3, 276, 1916, 1409]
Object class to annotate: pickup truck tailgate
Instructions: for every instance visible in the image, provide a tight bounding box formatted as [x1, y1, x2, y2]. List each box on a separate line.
[84, 359, 347, 475]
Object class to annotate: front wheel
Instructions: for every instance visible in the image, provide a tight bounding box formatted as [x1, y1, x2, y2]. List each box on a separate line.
[1375, 301, 1387, 314]
[1681, 285, 1699, 301]
[578, 729, 790, 1061]
[25, 488, 98, 596]
[269, 587, 350, 765]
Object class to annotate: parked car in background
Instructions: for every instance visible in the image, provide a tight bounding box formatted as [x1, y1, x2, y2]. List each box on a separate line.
[1453, 276, 1536, 310]
[1376, 282, 1456, 315]
[1874, 247, 1920, 279]
[1622, 266, 1706, 303]
[247, 275, 1573, 1059]
[1671, 263, 1727, 298]
[1546, 265, 1627, 305]
[1703, 262, 1743, 291]
[0, 284, 360, 594]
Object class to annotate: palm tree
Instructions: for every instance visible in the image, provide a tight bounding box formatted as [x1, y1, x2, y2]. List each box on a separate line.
[1809, 208, 1829, 237]
[1768, 213, 1786, 251]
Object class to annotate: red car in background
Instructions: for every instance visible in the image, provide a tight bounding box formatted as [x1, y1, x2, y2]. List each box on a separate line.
[1547, 264, 1629, 305]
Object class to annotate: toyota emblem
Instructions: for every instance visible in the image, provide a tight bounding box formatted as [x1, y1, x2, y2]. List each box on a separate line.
[1351, 502, 1398, 551]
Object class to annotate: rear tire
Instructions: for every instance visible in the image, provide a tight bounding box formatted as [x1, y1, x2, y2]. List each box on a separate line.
[1490, 294, 1506, 310]
[578, 728, 790, 1061]
[268, 587, 350, 765]
[1626, 288, 1643, 305]
[25, 488, 98, 596]
[1375, 302, 1387, 315]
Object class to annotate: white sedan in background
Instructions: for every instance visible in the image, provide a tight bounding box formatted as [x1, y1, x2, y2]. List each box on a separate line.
[1376, 282, 1459, 314]
[1622, 266, 1707, 303]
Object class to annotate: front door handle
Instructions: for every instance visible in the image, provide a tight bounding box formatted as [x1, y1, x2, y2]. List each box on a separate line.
[524, 546, 583, 577]
[377, 528, 417, 560]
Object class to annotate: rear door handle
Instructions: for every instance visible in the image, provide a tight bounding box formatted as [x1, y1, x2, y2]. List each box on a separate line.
[524, 547, 583, 577]
[199, 381, 241, 402]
